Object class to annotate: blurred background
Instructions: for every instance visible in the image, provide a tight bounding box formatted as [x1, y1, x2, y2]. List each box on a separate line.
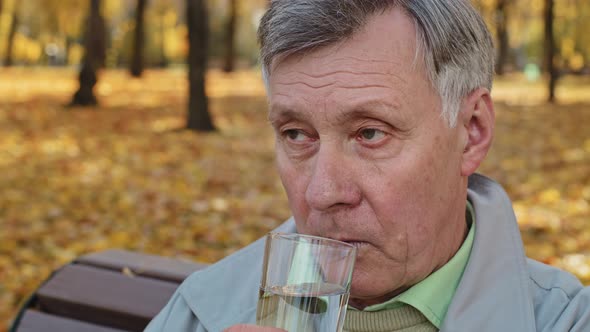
[0, 0, 589, 330]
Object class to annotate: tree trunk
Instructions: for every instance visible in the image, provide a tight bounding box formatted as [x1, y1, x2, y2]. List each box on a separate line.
[186, 0, 215, 131]
[130, 0, 147, 77]
[495, 0, 509, 75]
[70, 0, 106, 106]
[64, 35, 72, 65]
[158, 11, 169, 68]
[222, 0, 238, 72]
[4, 2, 18, 67]
[544, 0, 557, 103]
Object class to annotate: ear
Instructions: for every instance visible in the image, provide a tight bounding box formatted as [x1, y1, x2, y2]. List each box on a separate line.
[459, 88, 495, 176]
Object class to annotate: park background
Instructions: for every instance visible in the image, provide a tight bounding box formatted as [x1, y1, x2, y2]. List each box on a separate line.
[0, 0, 589, 330]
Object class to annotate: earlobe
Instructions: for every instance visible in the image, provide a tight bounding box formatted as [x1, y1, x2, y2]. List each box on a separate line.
[460, 88, 495, 176]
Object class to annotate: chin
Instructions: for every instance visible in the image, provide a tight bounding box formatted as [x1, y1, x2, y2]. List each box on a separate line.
[349, 272, 382, 299]
[347, 288, 391, 309]
[349, 263, 407, 302]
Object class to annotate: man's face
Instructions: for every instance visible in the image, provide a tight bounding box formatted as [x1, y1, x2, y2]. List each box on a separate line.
[268, 8, 469, 307]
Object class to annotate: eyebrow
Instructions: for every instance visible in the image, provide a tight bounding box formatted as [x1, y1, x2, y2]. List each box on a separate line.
[268, 99, 406, 127]
[268, 105, 304, 127]
[333, 100, 403, 124]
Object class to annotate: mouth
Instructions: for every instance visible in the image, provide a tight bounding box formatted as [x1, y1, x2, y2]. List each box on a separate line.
[342, 240, 369, 249]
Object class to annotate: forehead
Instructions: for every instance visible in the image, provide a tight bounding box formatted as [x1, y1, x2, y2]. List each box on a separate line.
[268, 7, 423, 84]
[267, 7, 432, 118]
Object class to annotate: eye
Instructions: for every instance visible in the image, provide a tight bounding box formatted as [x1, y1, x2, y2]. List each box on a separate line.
[283, 129, 310, 142]
[358, 128, 386, 141]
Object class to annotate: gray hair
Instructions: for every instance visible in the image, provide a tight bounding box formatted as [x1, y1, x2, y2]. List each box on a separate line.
[258, 0, 494, 127]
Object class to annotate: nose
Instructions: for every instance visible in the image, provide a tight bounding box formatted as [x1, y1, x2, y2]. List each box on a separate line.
[305, 145, 361, 211]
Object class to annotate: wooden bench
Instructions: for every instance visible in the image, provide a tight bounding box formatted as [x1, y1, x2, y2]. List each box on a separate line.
[10, 250, 208, 332]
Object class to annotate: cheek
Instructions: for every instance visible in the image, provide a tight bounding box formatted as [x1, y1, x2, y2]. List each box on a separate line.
[276, 154, 310, 222]
[406, 222, 437, 252]
[369, 159, 440, 243]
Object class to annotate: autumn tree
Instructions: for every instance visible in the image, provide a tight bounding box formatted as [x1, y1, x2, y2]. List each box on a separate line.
[3, 0, 19, 67]
[151, 0, 173, 68]
[157, 9, 168, 67]
[130, 0, 148, 77]
[70, 0, 106, 106]
[186, 0, 215, 131]
[0, 1, 3, 51]
[35, 0, 87, 66]
[495, 0, 509, 75]
[544, 0, 557, 103]
[223, 0, 238, 72]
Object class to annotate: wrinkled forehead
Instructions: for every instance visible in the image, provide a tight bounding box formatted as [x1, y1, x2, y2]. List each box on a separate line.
[264, 7, 423, 91]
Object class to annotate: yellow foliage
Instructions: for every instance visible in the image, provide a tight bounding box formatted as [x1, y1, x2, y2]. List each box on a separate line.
[68, 44, 84, 66]
[539, 189, 562, 204]
[0, 69, 589, 331]
[13, 34, 42, 63]
[561, 38, 576, 58]
[570, 54, 585, 72]
[173, 25, 190, 60]
[164, 10, 178, 27]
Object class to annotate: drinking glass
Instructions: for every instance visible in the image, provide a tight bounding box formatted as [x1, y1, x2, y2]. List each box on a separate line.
[256, 233, 357, 332]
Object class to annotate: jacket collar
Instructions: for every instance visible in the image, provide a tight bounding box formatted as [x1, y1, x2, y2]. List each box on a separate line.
[441, 174, 536, 331]
[181, 174, 536, 331]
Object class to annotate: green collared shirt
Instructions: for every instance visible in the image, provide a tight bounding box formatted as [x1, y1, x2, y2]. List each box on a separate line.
[349, 201, 476, 328]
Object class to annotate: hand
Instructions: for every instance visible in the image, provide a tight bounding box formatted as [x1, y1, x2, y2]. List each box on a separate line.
[224, 324, 286, 332]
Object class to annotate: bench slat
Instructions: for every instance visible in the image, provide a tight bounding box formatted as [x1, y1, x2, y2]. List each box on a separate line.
[15, 310, 128, 332]
[76, 249, 207, 283]
[36, 264, 179, 331]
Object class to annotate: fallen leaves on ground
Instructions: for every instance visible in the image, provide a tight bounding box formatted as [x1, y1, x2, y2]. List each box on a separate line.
[482, 75, 590, 282]
[0, 68, 589, 330]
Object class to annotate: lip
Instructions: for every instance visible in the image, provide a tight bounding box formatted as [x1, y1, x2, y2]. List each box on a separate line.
[340, 240, 369, 248]
[310, 233, 371, 248]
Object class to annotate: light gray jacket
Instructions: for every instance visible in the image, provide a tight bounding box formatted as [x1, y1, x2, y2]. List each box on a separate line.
[145, 174, 590, 331]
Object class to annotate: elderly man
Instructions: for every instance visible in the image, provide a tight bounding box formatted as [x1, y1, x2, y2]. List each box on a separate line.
[146, 1, 590, 331]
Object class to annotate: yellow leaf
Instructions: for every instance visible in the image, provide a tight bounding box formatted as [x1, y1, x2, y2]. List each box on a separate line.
[539, 189, 561, 204]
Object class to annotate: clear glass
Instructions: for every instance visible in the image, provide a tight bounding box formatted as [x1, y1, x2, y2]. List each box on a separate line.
[256, 233, 357, 332]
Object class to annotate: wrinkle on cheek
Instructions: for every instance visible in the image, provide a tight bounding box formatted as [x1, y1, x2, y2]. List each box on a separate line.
[403, 224, 409, 260]
[364, 161, 390, 230]
[400, 221, 409, 283]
